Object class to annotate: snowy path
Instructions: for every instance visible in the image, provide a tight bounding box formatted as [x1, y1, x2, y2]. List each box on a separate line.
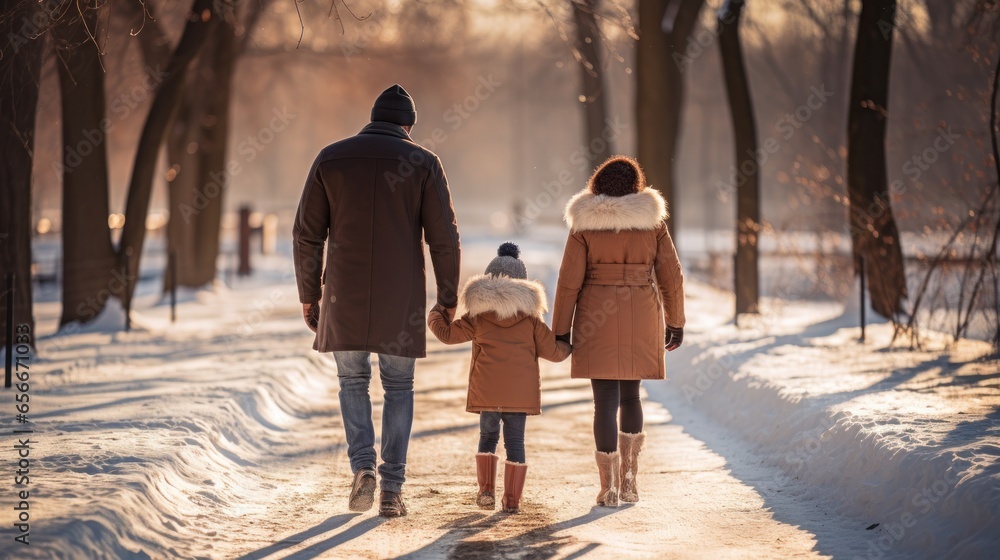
[3, 269, 876, 559]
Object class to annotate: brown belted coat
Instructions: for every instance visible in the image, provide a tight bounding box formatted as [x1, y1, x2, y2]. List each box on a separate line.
[551, 188, 685, 380]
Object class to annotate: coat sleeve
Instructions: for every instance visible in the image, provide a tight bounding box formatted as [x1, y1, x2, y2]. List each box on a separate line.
[420, 156, 461, 308]
[654, 224, 686, 328]
[552, 232, 587, 335]
[427, 310, 475, 344]
[533, 318, 571, 363]
[292, 154, 329, 304]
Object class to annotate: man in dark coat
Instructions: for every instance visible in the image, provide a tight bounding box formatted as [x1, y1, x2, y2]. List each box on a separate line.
[293, 84, 461, 518]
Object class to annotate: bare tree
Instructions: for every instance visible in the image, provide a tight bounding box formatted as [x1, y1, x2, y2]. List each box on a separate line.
[54, 0, 219, 326]
[717, 0, 760, 317]
[116, 0, 219, 310]
[571, 0, 613, 171]
[164, 5, 244, 291]
[55, 2, 120, 325]
[846, 0, 906, 319]
[0, 0, 44, 338]
[636, 0, 705, 239]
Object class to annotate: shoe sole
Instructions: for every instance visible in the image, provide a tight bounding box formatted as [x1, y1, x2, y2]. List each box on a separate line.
[348, 474, 377, 512]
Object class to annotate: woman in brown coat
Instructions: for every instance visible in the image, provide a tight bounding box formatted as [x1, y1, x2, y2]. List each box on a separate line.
[552, 156, 685, 507]
[429, 243, 571, 514]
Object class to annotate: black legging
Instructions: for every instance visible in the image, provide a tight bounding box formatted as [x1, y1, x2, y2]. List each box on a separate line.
[591, 379, 643, 453]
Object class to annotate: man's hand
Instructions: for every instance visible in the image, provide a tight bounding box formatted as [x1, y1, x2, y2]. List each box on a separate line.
[303, 302, 320, 333]
[665, 326, 683, 352]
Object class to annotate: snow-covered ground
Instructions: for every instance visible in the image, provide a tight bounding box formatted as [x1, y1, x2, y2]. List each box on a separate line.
[654, 283, 1000, 560]
[1, 238, 997, 559]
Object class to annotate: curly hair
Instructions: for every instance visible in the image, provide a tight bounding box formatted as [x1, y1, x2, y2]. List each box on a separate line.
[588, 156, 646, 197]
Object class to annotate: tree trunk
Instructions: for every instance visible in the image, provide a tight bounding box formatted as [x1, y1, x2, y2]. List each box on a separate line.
[846, 0, 906, 319]
[117, 0, 219, 308]
[165, 18, 238, 292]
[0, 1, 44, 339]
[718, 0, 760, 318]
[193, 22, 237, 283]
[55, 5, 119, 326]
[571, 0, 613, 172]
[637, 0, 704, 239]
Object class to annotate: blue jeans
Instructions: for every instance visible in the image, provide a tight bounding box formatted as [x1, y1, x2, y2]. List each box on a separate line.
[478, 412, 527, 463]
[333, 351, 416, 493]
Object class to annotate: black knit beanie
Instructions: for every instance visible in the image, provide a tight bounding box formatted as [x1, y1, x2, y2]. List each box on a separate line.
[371, 84, 417, 126]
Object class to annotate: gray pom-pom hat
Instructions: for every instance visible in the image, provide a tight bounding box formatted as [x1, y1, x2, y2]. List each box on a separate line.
[484, 242, 527, 280]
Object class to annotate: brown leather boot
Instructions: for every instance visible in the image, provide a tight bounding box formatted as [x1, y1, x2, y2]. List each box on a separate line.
[595, 451, 620, 507]
[619, 431, 645, 503]
[476, 453, 499, 509]
[501, 461, 527, 513]
[378, 490, 407, 518]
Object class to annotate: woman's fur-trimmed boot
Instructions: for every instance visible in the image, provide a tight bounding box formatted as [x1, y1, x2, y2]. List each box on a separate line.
[619, 431, 645, 502]
[476, 453, 500, 509]
[501, 461, 527, 513]
[595, 451, 620, 507]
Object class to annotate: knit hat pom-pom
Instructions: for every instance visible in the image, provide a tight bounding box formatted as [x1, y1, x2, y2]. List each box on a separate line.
[497, 242, 520, 259]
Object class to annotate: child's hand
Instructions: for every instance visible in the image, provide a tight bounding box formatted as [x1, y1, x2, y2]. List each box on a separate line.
[430, 303, 454, 321]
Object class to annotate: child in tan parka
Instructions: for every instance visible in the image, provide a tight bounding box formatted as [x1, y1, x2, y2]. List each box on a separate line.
[428, 242, 571, 513]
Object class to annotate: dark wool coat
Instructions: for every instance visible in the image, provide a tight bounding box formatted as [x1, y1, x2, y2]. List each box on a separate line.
[428, 274, 571, 415]
[551, 187, 685, 380]
[293, 122, 461, 358]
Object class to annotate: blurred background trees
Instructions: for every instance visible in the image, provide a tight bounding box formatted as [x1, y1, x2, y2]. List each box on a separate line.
[1, 0, 998, 348]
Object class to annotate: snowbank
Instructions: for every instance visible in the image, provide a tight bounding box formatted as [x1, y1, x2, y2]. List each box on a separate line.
[652, 283, 1000, 559]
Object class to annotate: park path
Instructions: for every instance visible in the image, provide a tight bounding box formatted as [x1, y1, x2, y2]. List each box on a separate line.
[10, 252, 874, 559]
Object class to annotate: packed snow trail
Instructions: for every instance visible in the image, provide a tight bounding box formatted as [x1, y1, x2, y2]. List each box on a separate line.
[0, 246, 928, 559]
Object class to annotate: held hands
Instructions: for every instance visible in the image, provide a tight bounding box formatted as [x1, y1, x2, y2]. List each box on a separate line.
[665, 326, 683, 352]
[430, 303, 457, 322]
[555, 333, 573, 354]
[302, 302, 319, 333]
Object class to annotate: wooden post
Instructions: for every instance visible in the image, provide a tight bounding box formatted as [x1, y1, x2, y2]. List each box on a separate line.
[238, 206, 252, 277]
[5, 273, 13, 388]
[169, 251, 177, 323]
[860, 256, 867, 342]
[124, 254, 131, 332]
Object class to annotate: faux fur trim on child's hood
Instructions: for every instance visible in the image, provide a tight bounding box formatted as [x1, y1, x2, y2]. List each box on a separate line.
[563, 188, 668, 233]
[459, 274, 548, 320]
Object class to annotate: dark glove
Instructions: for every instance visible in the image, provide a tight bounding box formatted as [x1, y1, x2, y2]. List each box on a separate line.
[555, 333, 571, 345]
[665, 326, 683, 351]
[303, 302, 320, 333]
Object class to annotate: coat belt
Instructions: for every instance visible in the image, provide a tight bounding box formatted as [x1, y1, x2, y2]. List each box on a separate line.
[584, 263, 652, 286]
